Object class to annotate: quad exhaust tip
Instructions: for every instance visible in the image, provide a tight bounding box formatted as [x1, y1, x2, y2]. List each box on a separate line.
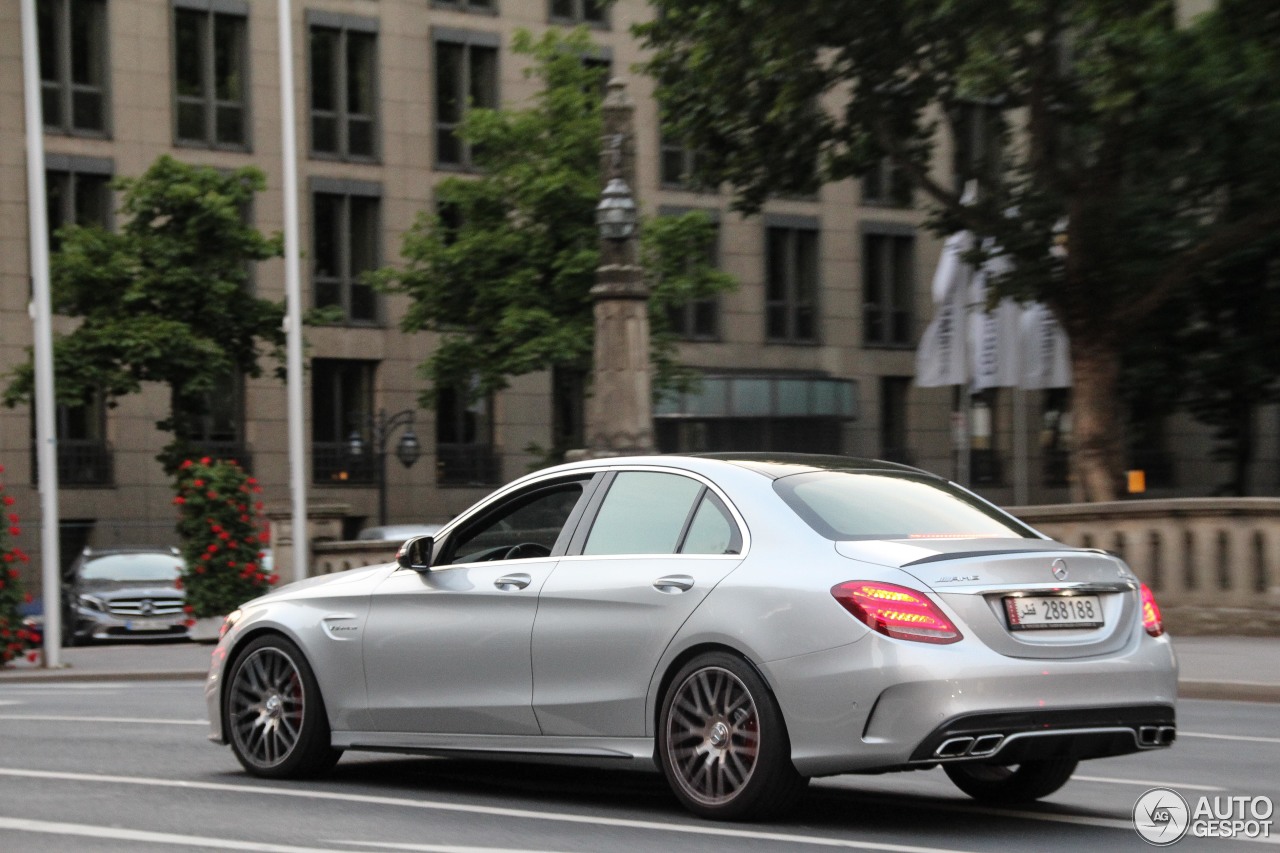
[1138, 725, 1177, 747]
[934, 734, 1005, 759]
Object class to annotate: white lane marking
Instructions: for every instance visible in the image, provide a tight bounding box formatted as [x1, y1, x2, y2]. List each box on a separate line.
[0, 701, 23, 706]
[1181, 731, 1280, 745]
[1074, 775, 1225, 792]
[0, 816, 363, 852]
[332, 844, 577, 853]
[0, 767, 986, 853]
[0, 714, 207, 726]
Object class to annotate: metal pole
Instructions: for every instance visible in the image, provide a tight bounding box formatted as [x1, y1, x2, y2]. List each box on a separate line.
[20, 0, 62, 668]
[376, 412, 388, 527]
[1013, 388, 1029, 506]
[278, 0, 308, 582]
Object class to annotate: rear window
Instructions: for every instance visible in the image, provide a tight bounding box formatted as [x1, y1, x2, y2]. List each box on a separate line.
[774, 472, 1035, 541]
[78, 553, 183, 583]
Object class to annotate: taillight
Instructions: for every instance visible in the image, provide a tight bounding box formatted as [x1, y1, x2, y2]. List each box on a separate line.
[1140, 583, 1164, 637]
[831, 581, 963, 644]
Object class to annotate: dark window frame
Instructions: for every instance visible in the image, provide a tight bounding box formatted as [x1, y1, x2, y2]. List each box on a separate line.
[764, 216, 820, 345]
[39, 0, 110, 136]
[661, 205, 722, 342]
[435, 382, 501, 487]
[310, 358, 377, 485]
[307, 12, 379, 162]
[311, 178, 382, 326]
[862, 223, 916, 349]
[861, 157, 913, 208]
[171, 0, 251, 150]
[45, 154, 114, 251]
[548, 0, 609, 27]
[432, 28, 501, 170]
[431, 0, 498, 13]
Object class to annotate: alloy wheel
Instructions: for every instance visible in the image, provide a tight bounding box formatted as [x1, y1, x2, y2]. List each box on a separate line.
[664, 665, 761, 807]
[228, 646, 306, 768]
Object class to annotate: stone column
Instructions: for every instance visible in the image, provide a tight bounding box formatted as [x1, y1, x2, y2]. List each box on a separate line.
[584, 79, 654, 457]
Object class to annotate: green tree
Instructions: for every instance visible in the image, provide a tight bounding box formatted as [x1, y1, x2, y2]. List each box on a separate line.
[639, 0, 1280, 500]
[374, 28, 732, 458]
[5, 156, 285, 471]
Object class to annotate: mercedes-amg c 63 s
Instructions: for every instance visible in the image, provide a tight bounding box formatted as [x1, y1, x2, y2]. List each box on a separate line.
[206, 454, 1176, 820]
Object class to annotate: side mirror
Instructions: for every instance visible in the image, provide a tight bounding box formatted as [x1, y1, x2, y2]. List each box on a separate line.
[396, 535, 434, 572]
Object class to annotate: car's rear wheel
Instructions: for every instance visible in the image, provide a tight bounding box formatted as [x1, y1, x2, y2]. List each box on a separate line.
[224, 634, 341, 778]
[658, 652, 807, 820]
[944, 758, 1078, 803]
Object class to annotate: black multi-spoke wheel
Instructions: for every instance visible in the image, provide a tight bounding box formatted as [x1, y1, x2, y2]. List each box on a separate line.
[944, 758, 1078, 803]
[224, 635, 341, 778]
[658, 652, 806, 820]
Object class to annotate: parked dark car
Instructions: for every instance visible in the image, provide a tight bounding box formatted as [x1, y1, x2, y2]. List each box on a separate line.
[63, 546, 189, 645]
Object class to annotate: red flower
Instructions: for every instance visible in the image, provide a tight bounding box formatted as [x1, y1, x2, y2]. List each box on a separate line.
[181, 459, 193, 470]
[267, 573, 279, 585]
[195, 565, 205, 574]
[173, 578, 183, 590]
[8, 527, 19, 536]
[200, 457, 211, 465]
[7, 569, 18, 579]
[26, 650, 39, 663]
[206, 544, 219, 553]
[183, 605, 195, 614]
[255, 502, 264, 511]
[227, 561, 237, 568]
[7, 514, 17, 523]
[206, 491, 217, 499]
[2, 496, 13, 506]
[193, 479, 205, 488]
[173, 496, 185, 505]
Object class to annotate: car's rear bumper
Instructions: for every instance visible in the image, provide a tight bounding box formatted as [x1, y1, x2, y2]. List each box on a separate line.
[763, 627, 1177, 777]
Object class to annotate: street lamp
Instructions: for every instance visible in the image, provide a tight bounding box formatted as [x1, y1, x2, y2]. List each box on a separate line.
[347, 408, 421, 526]
[579, 79, 654, 457]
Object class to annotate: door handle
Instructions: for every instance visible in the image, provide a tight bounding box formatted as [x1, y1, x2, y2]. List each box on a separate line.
[494, 573, 532, 591]
[653, 574, 695, 593]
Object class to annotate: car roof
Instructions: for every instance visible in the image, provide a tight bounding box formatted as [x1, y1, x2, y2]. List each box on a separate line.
[690, 453, 936, 480]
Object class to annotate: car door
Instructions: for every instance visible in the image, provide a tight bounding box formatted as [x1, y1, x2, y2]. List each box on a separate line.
[531, 469, 746, 737]
[362, 474, 599, 735]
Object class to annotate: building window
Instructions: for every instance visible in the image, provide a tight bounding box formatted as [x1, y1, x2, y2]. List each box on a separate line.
[311, 359, 376, 484]
[435, 384, 499, 486]
[880, 376, 912, 464]
[434, 32, 499, 167]
[178, 373, 250, 470]
[432, 0, 495, 11]
[667, 213, 720, 341]
[309, 16, 378, 160]
[952, 101, 1003, 192]
[45, 156, 113, 251]
[38, 0, 108, 135]
[862, 158, 912, 207]
[313, 181, 380, 324]
[173, 2, 249, 148]
[863, 229, 915, 347]
[549, 0, 607, 25]
[969, 390, 1002, 486]
[765, 222, 819, 343]
[1042, 388, 1071, 487]
[32, 395, 113, 488]
[660, 130, 711, 190]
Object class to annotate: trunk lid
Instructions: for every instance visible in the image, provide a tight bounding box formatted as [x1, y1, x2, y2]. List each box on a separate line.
[836, 537, 1141, 659]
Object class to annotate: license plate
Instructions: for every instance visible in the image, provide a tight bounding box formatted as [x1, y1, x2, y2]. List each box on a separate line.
[1004, 595, 1103, 630]
[126, 619, 169, 632]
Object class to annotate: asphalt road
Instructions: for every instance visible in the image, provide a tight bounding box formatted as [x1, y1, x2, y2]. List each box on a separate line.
[0, 680, 1275, 853]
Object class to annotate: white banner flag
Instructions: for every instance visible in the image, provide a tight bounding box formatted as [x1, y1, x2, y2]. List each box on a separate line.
[1019, 302, 1072, 389]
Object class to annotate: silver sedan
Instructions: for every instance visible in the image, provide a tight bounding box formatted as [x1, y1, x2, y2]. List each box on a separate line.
[205, 454, 1177, 820]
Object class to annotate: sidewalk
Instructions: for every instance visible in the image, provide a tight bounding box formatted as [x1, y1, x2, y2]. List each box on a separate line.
[2, 636, 1279, 703]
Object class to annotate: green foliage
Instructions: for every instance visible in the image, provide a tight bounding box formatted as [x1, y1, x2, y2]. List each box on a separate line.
[4, 156, 286, 472]
[373, 28, 733, 407]
[639, 0, 1280, 499]
[173, 457, 274, 619]
[0, 465, 36, 666]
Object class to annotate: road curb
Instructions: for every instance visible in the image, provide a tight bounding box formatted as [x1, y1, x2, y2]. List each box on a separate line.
[1178, 680, 1280, 704]
[0, 670, 207, 684]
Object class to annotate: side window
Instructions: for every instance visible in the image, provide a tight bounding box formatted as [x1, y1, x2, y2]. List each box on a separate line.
[583, 472, 703, 556]
[680, 494, 741, 555]
[444, 482, 585, 564]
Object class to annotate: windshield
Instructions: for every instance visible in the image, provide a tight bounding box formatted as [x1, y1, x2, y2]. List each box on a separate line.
[79, 553, 183, 583]
[774, 472, 1036, 541]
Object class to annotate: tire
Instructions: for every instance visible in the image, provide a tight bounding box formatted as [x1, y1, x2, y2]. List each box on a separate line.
[944, 758, 1078, 804]
[224, 634, 342, 778]
[657, 652, 808, 821]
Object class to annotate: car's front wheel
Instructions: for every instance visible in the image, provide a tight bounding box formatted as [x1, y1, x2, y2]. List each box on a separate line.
[944, 758, 1078, 803]
[658, 652, 807, 820]
[224, 634, 342, 778]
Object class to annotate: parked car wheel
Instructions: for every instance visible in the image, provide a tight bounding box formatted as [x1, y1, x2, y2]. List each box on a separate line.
[224, 635, 342, 778]
[658, 652, 807, 820]
[944, 758, 1078, 803]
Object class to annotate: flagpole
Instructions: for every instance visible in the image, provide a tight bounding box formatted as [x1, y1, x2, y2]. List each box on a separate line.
[20, 0, 62, 668]
[1013, 387, 1028, 505]
[277, 0, 308, 582]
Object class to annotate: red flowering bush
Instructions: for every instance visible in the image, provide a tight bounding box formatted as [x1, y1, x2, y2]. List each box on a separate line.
[0, 464, 37, 666]
[174, 457, 275, 618]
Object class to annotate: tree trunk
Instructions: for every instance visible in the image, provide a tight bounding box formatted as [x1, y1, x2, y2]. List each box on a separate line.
[1069, 340, 1126, 502]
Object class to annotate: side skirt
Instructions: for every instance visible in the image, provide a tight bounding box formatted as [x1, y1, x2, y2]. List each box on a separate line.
[331, 731, 658, 772]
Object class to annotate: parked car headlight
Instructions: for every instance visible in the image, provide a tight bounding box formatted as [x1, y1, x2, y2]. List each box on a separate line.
[78, 594, 106, 612]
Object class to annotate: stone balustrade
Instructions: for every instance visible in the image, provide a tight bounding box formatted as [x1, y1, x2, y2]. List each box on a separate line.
[1013, 498, 1280, 635]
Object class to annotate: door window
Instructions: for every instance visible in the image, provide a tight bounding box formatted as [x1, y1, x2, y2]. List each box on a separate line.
[583, 472, 715, 556]
[680, 493, 740, 555]
[442, 481, 586, 564]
